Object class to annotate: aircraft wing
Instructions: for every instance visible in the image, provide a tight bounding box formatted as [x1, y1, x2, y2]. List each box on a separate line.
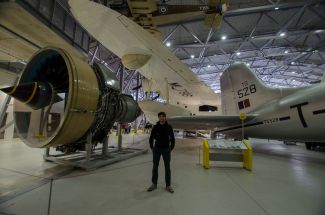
[127, 0, 157, 16]
[68, 0, 220, 107]
[138, 100, 256, 130]
[138, 100, 191, 124]
[126, 0, 162, 40]
[204, 0, 228, 28]
[167, 115, 256, 130]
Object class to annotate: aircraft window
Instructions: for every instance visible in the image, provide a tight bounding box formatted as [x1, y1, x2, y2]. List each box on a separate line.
[199, 105, 218, 112]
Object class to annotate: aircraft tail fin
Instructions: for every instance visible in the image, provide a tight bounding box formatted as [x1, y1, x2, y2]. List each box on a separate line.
[220, 63, 281, 114]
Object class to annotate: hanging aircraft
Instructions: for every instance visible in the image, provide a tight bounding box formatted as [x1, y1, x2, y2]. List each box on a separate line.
[123, 0, 228, 40]
[68, 1, 325, 149]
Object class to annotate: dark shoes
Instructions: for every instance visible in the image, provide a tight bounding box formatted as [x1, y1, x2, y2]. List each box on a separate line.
[166, 186, 174, 193]
[147, 184, 174, 193]
[147, 184, 157, 192]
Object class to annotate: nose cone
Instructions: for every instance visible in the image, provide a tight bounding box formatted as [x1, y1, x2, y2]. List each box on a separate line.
[0, 82, 59, 110]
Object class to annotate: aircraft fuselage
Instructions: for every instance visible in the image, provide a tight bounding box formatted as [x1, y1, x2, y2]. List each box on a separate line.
[218, 83, 325, 142]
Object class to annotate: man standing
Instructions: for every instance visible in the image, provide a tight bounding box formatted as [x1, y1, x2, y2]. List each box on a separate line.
[147, 112, 175, 193]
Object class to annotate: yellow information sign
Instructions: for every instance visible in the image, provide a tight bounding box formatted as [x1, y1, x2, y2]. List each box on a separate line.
[239, 112, 247, 121]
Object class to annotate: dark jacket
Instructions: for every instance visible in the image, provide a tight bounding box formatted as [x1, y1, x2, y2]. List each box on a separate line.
[149, 121, 175, 150]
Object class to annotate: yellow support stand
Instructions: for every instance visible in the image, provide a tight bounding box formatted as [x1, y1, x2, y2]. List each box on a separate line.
[242, 139, 253, 171]
[203, 139, 210, 169]
[202, 139, 253, 171]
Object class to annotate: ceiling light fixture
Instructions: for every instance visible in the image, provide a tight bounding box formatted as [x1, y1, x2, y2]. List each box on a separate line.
[221, 35, 227, 40]
[166, 42, 171, 47]
[280, 32, 286, 37]
[191, 55, 195, 59]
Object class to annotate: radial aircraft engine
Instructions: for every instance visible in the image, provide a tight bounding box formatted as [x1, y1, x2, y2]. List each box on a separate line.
[0, 47, 141, 152]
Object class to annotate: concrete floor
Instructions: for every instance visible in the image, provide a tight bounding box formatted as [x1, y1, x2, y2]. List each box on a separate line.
[1, 137, 325, 215]
[0, 139, 72, 198]
[0, 134, 149, 199]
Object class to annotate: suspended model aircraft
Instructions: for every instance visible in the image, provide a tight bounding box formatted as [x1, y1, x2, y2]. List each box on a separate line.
[68, 0, 325, 149]
[123, 0, 228, 40]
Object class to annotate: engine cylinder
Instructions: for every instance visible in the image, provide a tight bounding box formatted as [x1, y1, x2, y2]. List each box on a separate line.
[3, 47, 142, 149]
[116, 94, 142, 123]
[14, 48, 99, 148]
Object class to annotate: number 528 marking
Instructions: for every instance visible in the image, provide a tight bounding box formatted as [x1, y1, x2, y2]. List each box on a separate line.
[237, 84, 256, 98]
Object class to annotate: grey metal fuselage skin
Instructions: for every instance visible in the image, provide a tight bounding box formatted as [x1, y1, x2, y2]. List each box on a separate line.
[220, 83, 325, 142]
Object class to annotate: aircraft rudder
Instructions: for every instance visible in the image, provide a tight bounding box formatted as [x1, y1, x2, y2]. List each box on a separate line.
[220, 62, 278, 114]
